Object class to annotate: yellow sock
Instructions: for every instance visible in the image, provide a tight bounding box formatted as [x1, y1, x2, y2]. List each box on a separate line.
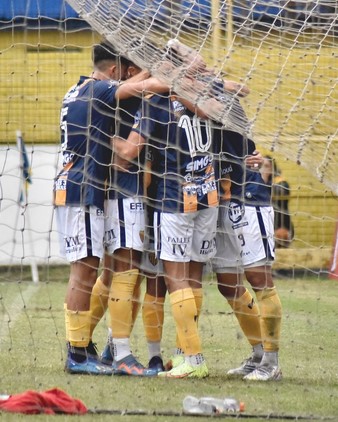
[192, 288, 203, 321]
[173, 288, 203, 350]
[64, 303, 69, 342]
[132, 276, 143, 328]
[89, 276, 110, 338]
[170, 288, 201, 356]
[227, 288, 262, 346]
[108, 269, 139, 338]
[67, 309, 92, 347]
[142, 293, 165, 342]
[256, 287, 282, 352]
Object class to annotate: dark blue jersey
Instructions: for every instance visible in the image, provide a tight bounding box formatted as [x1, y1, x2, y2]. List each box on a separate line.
[54, 76, 118, 208]
[214, 129, 271, 205]
[108, 96, 144, 199]
[132, 94, 218, 213]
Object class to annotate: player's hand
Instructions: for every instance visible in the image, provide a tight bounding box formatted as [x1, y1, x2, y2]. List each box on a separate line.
[112, 153, 132, 172]
[245, 150, 263, 170]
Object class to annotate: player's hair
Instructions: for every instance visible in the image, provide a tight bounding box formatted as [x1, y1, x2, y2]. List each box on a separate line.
[93, 41, 130, 68]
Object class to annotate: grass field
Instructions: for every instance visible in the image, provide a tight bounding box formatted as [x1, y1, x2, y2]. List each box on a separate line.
[0, 267, 337, 421]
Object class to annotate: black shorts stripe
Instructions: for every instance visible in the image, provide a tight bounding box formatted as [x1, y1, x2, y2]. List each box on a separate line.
[85, 206, 93, 257]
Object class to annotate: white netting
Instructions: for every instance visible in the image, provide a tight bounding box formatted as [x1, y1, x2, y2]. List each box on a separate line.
[64, 0, 338, 194]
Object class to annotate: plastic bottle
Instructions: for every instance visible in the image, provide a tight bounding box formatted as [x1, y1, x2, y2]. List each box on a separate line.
[183, 395, 245, 415]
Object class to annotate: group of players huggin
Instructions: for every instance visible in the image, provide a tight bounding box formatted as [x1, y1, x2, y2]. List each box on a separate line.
[54, 40, 282, 380]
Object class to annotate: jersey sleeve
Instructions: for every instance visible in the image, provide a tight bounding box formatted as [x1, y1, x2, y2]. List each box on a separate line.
[95, 80, 119, 107]
[131, 97, 157, 140]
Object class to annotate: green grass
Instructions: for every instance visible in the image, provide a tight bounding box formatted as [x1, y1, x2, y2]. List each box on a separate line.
[0, 267, 338, 421]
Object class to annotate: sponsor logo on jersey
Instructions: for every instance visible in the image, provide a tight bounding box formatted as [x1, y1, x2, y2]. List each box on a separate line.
[171, 98, 185, 119]
[132, 110, 142, 128]
[221, 164, 233, 175]
[55, 178, 67, 191]
[62, 152, 74, 166]
[186, 155, 213, 172]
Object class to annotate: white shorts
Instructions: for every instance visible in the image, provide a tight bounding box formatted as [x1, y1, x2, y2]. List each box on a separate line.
[104, 197, 145, 254]
[212, 201, 275, 273]
[154, 207, 218, 263]
[55, 205, 105, 262]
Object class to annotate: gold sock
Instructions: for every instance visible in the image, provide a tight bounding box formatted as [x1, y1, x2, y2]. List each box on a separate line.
[173, 288, 202, 350]
[227, 288, 262, 346]
[108, 269, 139, 338]
[67, 309, 92, 347]
[64, 303, 69, 342]
[132, 277, 143, 328]
[89, 276, 109, 338]
[142, 293, 165, 342]
[256, 287, 282, 352]
[192, 288, 203, 321]
[170, 288, 201, 356]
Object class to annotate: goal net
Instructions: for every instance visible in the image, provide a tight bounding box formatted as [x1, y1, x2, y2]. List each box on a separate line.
[0, 1, 337, 417]
[65, 0, 338, 195]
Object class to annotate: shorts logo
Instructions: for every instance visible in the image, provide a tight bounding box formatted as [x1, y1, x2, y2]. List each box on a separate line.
[228, 202, 244, 224]
[200, 238, 216, 255]
[130, 202, 144, 211]
[105, 229, 117, 245]
[168, 236, 189, 256]
[64, 236, 81, 252]
[96, 208, 104, 216]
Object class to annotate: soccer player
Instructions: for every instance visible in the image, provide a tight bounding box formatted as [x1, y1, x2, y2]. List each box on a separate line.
[212, 124, 283, 381]
[55, 42, 168, 375]
[90, 60, 169, 376]
[113, 90, 219, 379]
[140, 149, 167, 373]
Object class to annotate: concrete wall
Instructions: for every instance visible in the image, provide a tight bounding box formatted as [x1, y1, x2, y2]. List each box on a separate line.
[0, 144, 64, 266]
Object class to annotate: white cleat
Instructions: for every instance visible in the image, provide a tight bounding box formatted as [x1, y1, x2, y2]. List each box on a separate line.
[243, 364, 282, 381]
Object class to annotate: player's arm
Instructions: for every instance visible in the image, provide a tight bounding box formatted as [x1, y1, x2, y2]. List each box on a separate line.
[223, 80, 250, 97]
[175, 95, 209, 119]
[115, 77, 169, 100]
[112, 131, 146, 162]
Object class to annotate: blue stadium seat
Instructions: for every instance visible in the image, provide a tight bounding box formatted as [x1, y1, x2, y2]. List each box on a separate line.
[0, 0, 78, 20]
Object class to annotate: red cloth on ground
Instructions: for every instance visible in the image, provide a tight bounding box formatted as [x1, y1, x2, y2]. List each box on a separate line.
[0, 388, 87, 415]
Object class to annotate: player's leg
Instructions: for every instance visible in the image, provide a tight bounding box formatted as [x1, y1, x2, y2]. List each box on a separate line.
[241, 205, 282, 381]
[217, 272, 263, 376]
[158, 208, 216, 378]
[57, 205, 112, 375]
[165, 260, 204, 371]
[141, 204, 168, 371]
[142, 271, 166, 372]
[105, 197, 155, 376]
[161, 259, 209, 378]
[213, 201, 263, 376]
[244, 264, 282, 381]
[89, 252, 111, 342]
